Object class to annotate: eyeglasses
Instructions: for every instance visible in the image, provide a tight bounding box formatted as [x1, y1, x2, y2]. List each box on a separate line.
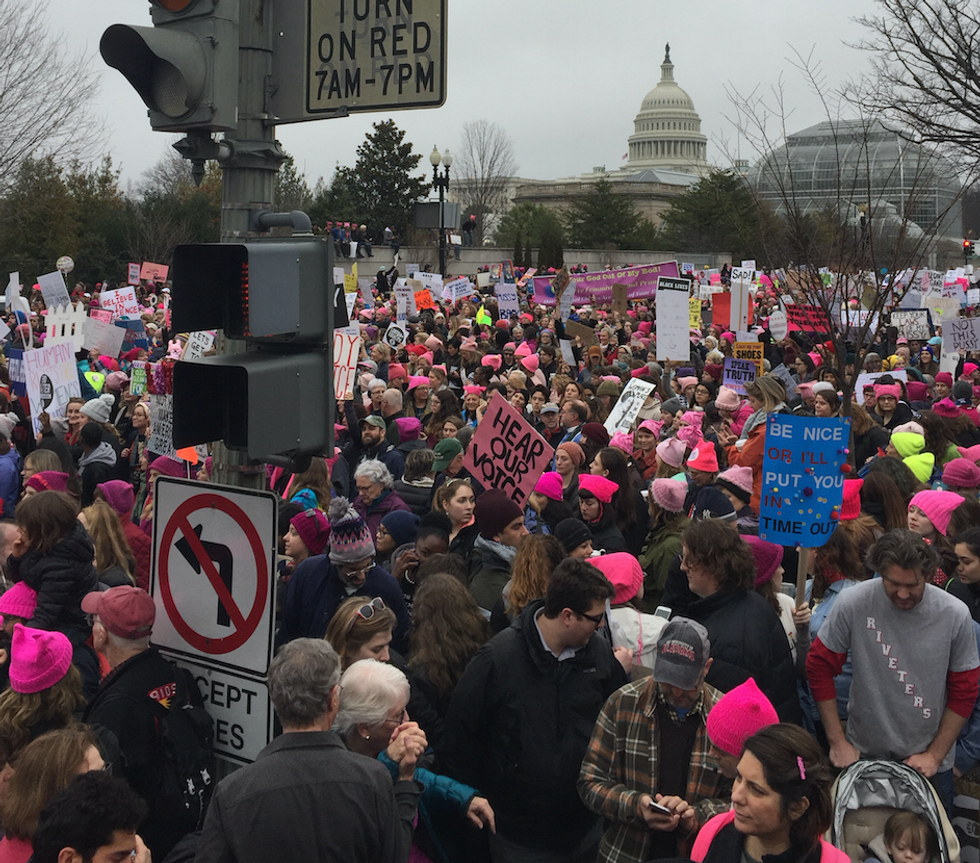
[347, 597, 386, 633]
[576, 609, 606, 626]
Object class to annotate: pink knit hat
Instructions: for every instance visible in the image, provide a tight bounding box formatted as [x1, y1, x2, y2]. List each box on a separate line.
[637, 419, 663, 438]
[521, 355, 540, 373]
[687, 444, 719, 473]
[958, 445, 980, 464]
[715, 386, 740, 411]
[9, 624, 72, 694]
[0, 582, 38, 621]
[874, 383, 902, 399]
[25, 472, 70, 494]
[716, 466, 753, 503]
[933, 398, 961, 419]
[459, 337, 477, 351]
[290, 508, 331, 556]
[534, 471, 564, 502]
[680, 411, 703, 429]
[936, 372, 954, 387]
[590, 553, 643, 604]
[841, 479, 864, 521]
[481, 354, 502, 371]
[97, 480, 135, 519]
[909, 489, 964, 536]
[706, 677, 779, 756]
[463, 385, 484, 396]
[407, 375, 429, 391]
[677, 376, 698, 391]
[514, 343, 532, 358]
[609, 431, 633, 454]
[676, 424, 703, 449]
[388, 363, 407, 381]
[651, 477, 687, 513]
[577, 473, 619, 504]
[424, 335, 442, 351]
[942, 458, 980, 489]
[149, 456, 186, 478]
[744, 535, 784, 586]
[656, 437, 687, 469]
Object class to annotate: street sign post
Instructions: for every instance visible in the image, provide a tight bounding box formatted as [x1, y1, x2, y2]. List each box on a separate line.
[270, 0, 447, 123]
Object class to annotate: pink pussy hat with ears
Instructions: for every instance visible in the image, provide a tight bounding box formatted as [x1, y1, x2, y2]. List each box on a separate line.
[9, 625, 72, 694]
[908, 489, 964, 537]
[706, 677, 779, 756]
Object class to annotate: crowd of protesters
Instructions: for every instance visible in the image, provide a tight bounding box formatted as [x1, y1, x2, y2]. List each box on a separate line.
[0, 263, 976, 862]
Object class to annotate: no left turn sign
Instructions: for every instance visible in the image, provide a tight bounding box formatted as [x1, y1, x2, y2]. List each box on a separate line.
[151, 478, 278, 676]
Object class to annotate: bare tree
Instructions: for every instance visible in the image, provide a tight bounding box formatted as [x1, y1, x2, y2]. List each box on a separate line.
[138, 147, 195, 196]
[723, 51, 974, 408]
[0, 0, 103, 193]
[453, 119, 518, 244]
[856, 0, 980, 170]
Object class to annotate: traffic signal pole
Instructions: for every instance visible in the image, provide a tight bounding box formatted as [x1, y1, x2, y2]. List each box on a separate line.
[211, 0, 284, 490]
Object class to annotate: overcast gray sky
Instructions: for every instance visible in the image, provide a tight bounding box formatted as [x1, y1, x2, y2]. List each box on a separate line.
[48, 0, 883, 192]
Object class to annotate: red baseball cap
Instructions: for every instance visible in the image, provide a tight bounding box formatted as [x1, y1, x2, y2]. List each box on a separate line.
[82, 586, 155, 639]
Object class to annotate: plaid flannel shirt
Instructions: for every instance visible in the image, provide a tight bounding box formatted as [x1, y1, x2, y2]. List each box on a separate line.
[578, 677, 732, 863]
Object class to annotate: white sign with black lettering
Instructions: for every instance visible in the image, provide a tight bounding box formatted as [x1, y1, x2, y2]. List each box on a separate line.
[168, 655, 273, 764]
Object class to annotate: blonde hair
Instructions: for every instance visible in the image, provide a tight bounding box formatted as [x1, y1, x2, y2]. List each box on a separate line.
[324, 596, 396, 669]
[81, 501, 135, 581]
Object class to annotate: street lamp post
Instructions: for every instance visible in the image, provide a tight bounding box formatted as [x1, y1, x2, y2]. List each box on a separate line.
[430, 145, 452, 278]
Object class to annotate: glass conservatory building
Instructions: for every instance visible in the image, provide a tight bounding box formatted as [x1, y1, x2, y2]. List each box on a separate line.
[748, 120, 962, 240]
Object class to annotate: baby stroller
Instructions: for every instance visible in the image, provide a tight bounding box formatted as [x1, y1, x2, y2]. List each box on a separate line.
[827, 760, 960, 863]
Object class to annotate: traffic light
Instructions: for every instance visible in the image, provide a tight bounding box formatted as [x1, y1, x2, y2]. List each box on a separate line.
[966, 239, 975, 257]
[170, 238, 344, 460]
[100, 0, 238, 133]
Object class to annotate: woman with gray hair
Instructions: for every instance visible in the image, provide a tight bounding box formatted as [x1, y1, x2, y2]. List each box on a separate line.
[337, 659, 496, 862]
[352, 459, 412, 543]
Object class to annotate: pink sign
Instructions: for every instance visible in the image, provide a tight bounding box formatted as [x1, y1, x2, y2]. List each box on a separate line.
[90, 309, 112, 324]
[462, 392, 549, 506]
[139, 261, 169, 283]
[532, 261, 680, 305]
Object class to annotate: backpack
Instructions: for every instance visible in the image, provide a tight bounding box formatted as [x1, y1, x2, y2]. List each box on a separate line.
[147, 665, 215, 835]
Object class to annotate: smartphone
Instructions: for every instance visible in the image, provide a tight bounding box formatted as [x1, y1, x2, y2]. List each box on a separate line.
[647, 801, 673, 816]
[654, 606, 672, 620]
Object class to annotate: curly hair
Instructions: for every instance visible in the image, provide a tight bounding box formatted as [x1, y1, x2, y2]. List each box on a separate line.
[424, 390, 461, 440]
[681, 519, 755, 592]
[408, 573, 490, 699]
[507, 534, 566, 617]
[0, 664, 86, 755]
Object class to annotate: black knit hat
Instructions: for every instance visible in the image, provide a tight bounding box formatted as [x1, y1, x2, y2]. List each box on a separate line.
[553, 518, 593, 553]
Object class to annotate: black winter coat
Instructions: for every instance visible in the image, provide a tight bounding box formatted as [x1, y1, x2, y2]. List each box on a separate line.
[438, 600, 628, 852]
[683, 589, 800, 723]
[9, 521, 98, 637]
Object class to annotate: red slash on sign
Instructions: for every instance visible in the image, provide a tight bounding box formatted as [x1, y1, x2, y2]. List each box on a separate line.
[158, 493, 269, 654]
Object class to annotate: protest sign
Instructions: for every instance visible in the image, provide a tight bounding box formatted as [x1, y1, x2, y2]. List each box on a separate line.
[332, 326, 360, 397]
[516, 268, 537, 288]
[923, 295, 961, 323]
[604, 379, 655, 435]
[681, 262, 695, 275]
[345, 292, 357, 320]
[115, 319, 149, 352]
[443, 276, 472, 304]
[740, 260, 757, 270]
[711, 293, 755, 330]
[689, 298, 702, 329]
[148, 393, 177, 458]
[612, 284, 628, 316]
[130, 362, 148, 397]
[559, 339, 576, 367]
[786, 304, 830, 334]
[343, 271, 357, 293]
[495, 285, 520, 319]
[82, 318, 126, 358]
[90, 309, 112, 324]
[382, 324, 407, 349]
[127, 263, 141, 285]
[734, 341, 764, 376]
[854, 370, 908, 405]
[890, 309, 932, 340]
[556, 281, 575, 322]
[24, 343, 81, 434]
[6, 349, 25, 397]
[723, 358, 757, 395]
[501, 260, 516, 283]
[415, 271, 443, 294]
[759, 414, 850, 547]
[44, 304, 86, 353]
[531, 261, 681, 305]
[476, 272, 490, 289]
[37, 272, 72, 310]
[769, 363, 797, 399]
[402, 263, 420, 278]
[414, 289, 436, 311]
[394, 281, 414, 323]
[99, 287, 140, 319]
[140, 262, 169, 283]
[462, 393, 549, 506]
[969, 288, 980, 306]
[182, 331, 216, 361]
[944, 317, 980, 354]
[735, 330, 757, 343]
[656, 276, 691, 361]
[768, 310, 788, 341]
[5, 272, 19, 311]
[564, 320, 597, 345]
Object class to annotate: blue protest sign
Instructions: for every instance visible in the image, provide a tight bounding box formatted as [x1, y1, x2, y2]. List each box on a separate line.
[6, 348, 25, 397]
[759, 414, 851, 547]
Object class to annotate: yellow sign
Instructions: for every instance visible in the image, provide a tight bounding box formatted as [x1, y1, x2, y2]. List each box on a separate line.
[734, 341, 764, 376]
[689, 298, 702, 329]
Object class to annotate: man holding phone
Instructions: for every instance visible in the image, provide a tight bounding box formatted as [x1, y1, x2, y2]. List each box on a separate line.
[578, 618, 730, 863]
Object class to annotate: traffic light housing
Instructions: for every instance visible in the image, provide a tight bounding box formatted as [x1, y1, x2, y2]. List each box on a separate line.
[100, 0, 239, 133]
[170, 238, 343, 460]
[966, 240, 976, 257]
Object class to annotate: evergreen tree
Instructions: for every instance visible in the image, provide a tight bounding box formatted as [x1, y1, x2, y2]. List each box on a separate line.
[537, 220, 564, 270]
[493, 202, 565, 251]
[273, 154, 313, 214]
[562, 176, 649, 249]
[349, 121, 430, 238]
[513, 232, 524, 267]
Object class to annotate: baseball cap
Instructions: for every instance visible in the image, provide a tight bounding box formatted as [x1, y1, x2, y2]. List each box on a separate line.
[81, 586, 156, 640]
[654, 617, 710, 690]
[433, 437, 463, 471]
[358, 415, 386, 430]
[540, 402, 560, 414]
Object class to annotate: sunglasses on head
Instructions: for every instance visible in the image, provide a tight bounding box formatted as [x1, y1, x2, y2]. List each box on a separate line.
[347, 597, 386, 634]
